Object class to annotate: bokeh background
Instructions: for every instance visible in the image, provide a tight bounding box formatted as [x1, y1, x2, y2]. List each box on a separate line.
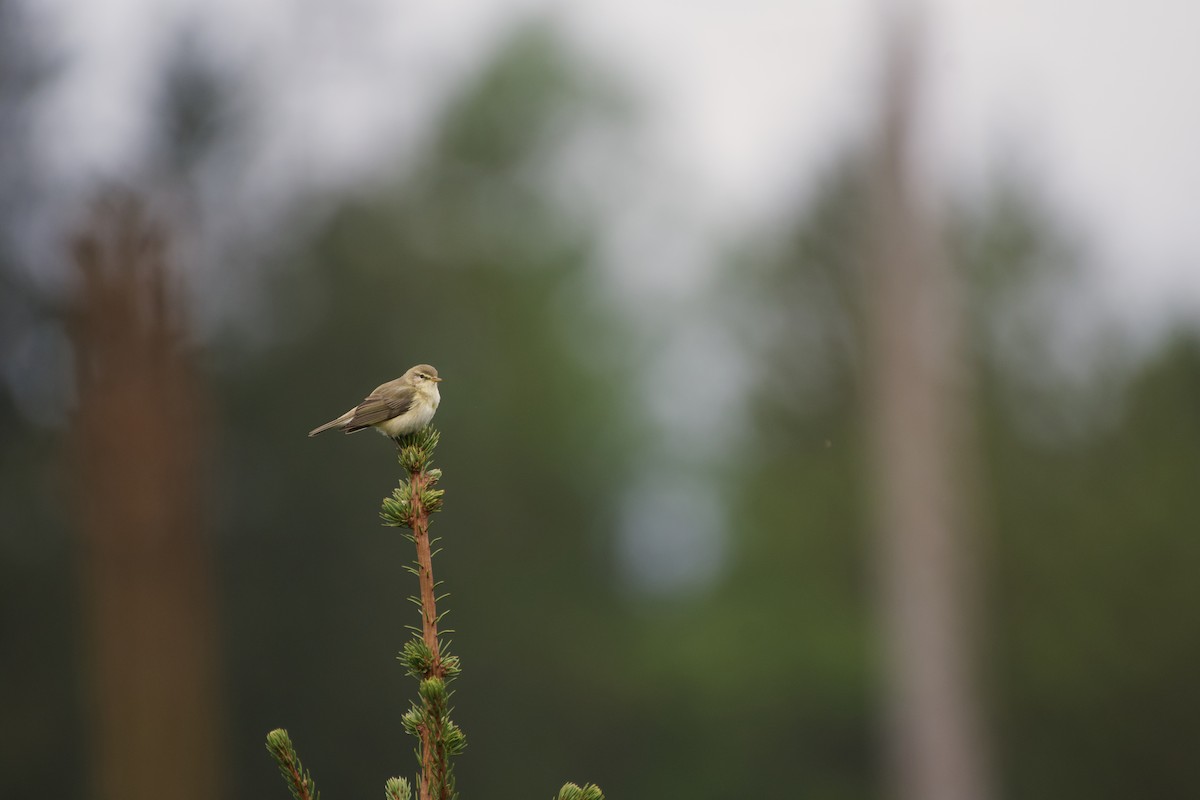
[2, 2, 1198, 799]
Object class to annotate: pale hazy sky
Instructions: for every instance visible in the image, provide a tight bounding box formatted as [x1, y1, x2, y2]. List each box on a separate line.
[29, 0, 1200, 326]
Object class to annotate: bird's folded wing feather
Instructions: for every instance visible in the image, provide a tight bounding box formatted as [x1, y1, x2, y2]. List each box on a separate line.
[344, 384, 415, 430]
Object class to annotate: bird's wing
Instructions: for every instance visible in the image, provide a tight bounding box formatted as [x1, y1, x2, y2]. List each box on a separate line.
[343, 382, 416, 431]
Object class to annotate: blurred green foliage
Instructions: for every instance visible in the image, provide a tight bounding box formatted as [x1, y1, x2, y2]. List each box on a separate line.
[1, 17, 1198, 800]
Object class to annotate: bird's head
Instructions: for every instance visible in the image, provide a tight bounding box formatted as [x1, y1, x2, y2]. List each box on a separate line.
[408, 364, 443, 384]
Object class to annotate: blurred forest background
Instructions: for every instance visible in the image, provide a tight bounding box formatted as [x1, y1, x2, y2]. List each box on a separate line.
[2, 2, 1198, 799]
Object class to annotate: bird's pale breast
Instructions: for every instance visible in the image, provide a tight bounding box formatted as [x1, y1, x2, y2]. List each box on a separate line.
[374, 387, 439, 437]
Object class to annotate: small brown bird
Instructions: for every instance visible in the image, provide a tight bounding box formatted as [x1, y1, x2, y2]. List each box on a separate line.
[308, 364, 443, 438]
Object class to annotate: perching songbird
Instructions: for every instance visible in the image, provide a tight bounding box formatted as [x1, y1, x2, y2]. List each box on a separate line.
[308, 364, 443, 438]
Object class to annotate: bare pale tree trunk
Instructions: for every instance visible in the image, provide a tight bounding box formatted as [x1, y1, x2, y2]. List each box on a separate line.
[69, 196, 224, 800]
[862, 16, 991, 800]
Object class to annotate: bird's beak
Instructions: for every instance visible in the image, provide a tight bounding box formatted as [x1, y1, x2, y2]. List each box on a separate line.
[432, 376, 444, 382]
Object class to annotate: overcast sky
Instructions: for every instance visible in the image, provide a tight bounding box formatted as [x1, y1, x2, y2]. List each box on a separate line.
[28, 0, 1200, 327]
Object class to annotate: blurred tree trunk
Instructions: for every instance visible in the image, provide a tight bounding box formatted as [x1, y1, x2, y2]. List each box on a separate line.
[68, 196, 224, 800]
[862, 17, 991, 800]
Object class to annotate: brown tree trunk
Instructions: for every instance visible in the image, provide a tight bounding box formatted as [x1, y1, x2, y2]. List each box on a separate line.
[69, 196, 224, 800]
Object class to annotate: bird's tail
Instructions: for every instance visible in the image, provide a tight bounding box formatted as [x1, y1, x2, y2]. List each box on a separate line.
[308, 411, 351, 437]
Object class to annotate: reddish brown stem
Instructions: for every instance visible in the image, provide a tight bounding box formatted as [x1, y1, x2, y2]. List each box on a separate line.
[284, 758, 313, 800]
[409, 469, 445, 678]
[407, 467, 449, 800]
[417, 719, 449, 800]
[418, 723, 435, 800]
